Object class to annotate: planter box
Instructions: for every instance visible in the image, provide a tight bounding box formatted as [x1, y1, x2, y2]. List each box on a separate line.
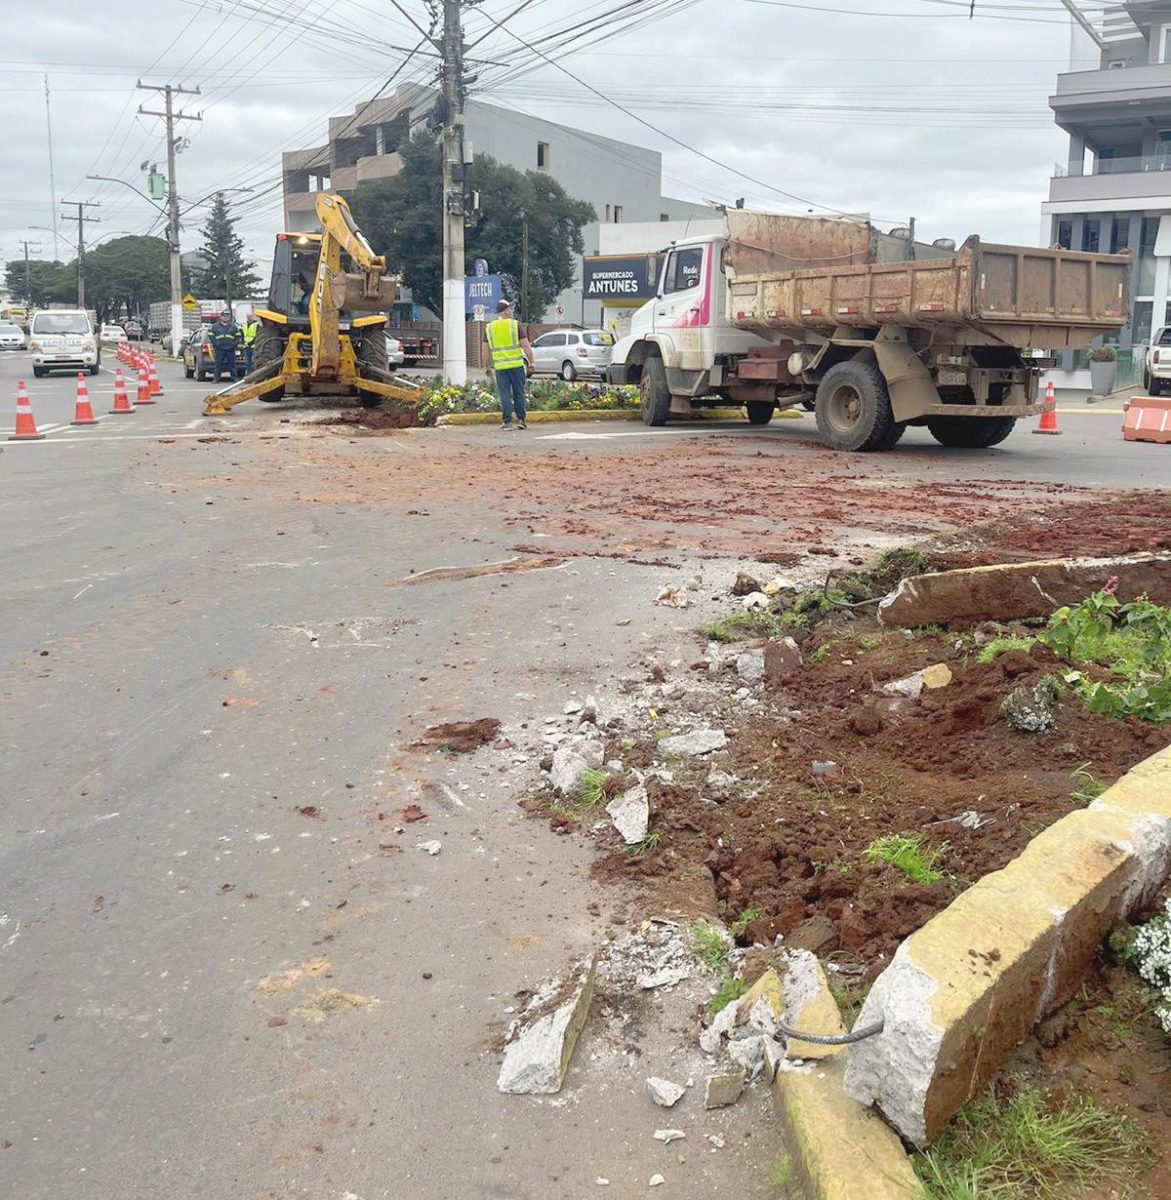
[1089, 360, 1116, 395]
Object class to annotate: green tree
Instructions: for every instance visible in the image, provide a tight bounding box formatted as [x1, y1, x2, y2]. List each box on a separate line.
[4, 258, 70, 308]
[191, 192, 261, 306]
[83, 236, 170, 324]
[351, 134, 595, 318]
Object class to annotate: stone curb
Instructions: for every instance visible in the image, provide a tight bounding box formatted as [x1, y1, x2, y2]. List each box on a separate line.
[435, 407, 804, 426]
[843, 742, 1171, 1145]
[772, 1060, 921, 1200]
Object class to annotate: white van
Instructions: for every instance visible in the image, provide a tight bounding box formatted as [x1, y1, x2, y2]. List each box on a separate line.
[29, 309, 100, 377]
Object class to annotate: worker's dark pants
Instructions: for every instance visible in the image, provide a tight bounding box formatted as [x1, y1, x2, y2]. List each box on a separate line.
[213, 346, 236, 380]
[243, 345, 254, 374]
[494, 367, 527, 424]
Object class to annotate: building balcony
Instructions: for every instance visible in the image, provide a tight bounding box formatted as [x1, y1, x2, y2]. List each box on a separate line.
[282, 145, 329, 172]
[1049, 156, 1171, 204]
[1051, 62, 1171, 117]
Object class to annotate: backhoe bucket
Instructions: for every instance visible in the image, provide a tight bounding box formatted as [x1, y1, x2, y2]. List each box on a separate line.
[328, 269, 400, 313]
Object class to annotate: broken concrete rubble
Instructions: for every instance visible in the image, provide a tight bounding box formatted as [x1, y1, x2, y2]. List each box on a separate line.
[878, 552, 1171, 627]
[780, 950, 847, 1061]
[498, 957, 596, 1095]
[550, 737, 604, 796]
[704, 1069, 746, 1108]
[763, 636, 803, 685]
[735, 648, 765, 684]
[653, 1129, 686, 1144]
[606, 783, 650, 845]
[647, 1076, 687, 1107]
[659, 728, 727, 757]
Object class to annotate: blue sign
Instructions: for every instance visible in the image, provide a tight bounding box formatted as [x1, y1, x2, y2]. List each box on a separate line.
[465, 272, 502, 316]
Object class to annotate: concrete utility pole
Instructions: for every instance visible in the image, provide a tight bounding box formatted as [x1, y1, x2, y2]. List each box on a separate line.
[19, 239, 42, 299]
[138, 82, 202, 355]
[59, 201, 100, 307]
[439, 0, 467, 384]
[44, 76, 60, 260]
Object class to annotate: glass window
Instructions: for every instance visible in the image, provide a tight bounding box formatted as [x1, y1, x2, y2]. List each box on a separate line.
[662, 246, 703, 294]
[1081, 220, 1100, 253]
[1138, 217, 1159, 295]
[537, 141, 549, 169]
[1159, 26, 1171, 64]
[32, 312, 89, 335]
[1157, 326, 1171, 346]
[1056, 220, 1072, 249]
[1133, 300, 1153, 346]
[583, 332, 614, 346]
[0, 323, 21, 334]
[614, 205, 623, 223]
[542, 333, 566, 347]
[1110, 217, 1130, 254]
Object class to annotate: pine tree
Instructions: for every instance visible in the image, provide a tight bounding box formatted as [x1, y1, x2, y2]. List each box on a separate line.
[192, 192, 261, 308]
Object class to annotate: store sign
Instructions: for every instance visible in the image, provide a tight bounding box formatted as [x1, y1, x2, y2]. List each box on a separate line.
[582, 254, 663, 303]
[465, 271, 502, 314]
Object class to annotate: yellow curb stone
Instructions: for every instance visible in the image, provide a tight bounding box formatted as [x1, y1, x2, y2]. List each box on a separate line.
[784, 956, 847, 1061]
[773, 1059, 921, 1200]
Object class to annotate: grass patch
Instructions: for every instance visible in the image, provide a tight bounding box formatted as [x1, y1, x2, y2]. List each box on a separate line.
[709, 974, 747, 1017]
[863, 833, 949, 886]
[867, 546, 933, 593]
[575, 768, 607, 809]
[727, 906, 759, 940]
[915, 1083, 1152, 1200]
[976, 635, 1036, 665]
[689, 919, 730, 974]
[622, 832, 661, 858]
[704, 608, 790, 643]
[769, 1154, 793, 1191]
[1069, 763, 1108, 806]
[857, 633, 880, 652]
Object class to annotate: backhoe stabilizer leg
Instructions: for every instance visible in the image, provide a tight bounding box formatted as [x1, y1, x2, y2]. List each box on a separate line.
[203, 368, 288, 416]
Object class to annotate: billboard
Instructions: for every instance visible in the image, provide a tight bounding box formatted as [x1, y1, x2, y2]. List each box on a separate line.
[581, 254, 664, 303]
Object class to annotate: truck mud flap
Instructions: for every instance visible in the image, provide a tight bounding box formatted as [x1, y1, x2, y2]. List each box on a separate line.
[872, 339, 939, 422]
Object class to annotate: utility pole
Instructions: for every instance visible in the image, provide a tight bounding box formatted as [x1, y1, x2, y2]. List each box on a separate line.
[439, 0, 467, 384]
[138, 82, 202, 355]
[44, 76, 60, 260]
[59, 201, 100, 307]
[521, 212, 530, 322]
[19, 239, 42, 301]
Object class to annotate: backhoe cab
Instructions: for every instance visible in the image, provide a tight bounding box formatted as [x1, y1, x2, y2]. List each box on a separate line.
[203, 193, 421, 415]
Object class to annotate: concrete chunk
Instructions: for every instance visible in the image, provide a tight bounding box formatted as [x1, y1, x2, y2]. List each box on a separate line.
[498, 958, 595, 1094]
[781, 949, 848, 1061]
[844, 745, 1171, 1145]
[550, 738, 604, 796]
[659, 728, 728, 757]
[606, 783, 649, 845]
[704, 1069, 746, 1108]
[736, 648, 765, 684]
[878, 552, 1171, 628]
[647, 1076, 687, 1107]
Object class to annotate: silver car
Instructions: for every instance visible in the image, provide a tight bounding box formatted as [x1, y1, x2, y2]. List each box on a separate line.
[0, 321, 25, 350]
[530, 328, 614, 381]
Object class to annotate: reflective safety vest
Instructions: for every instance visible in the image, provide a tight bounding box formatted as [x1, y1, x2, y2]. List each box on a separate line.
[486, 317, 524, 370]
[241, 319, 259, 345]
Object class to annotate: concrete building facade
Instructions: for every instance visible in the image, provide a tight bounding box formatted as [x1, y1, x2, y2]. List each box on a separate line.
[1043, 1, 1171, 353]
[281, 82, 710, 323]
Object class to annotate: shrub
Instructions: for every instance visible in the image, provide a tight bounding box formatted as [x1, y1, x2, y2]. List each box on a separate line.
[1131, 898, 1171, 1033]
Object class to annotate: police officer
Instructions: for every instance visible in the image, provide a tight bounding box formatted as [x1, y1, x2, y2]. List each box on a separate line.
[483, 298, 533, 430]
[210, 311, 240, 382]
[241, 312, 260, 375]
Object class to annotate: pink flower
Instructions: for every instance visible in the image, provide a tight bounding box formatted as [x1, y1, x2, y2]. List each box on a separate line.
[1103, 575, 1120, 597]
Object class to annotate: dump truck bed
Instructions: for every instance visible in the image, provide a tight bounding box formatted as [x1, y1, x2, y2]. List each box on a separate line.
[725, 220, 1130, 350]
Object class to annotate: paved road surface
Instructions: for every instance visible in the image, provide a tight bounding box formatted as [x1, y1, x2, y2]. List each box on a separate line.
[0, 354, 1163, 1199]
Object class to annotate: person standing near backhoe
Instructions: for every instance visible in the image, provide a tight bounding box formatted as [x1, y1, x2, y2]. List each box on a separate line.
[209, 311, 241, 382]
[241, 312, 260, 375]
[484, 298, 534, 430]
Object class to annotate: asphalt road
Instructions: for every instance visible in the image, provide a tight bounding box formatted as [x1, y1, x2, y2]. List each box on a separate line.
[0, 354, 1164, 1200]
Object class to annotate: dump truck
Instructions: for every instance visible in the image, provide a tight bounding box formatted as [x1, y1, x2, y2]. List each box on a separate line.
[606, 210, 1131, 450]
[203, 193, 420, 416]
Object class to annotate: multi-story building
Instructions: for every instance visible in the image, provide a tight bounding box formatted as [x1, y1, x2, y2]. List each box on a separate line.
[1044, 1, 1171, 353]
[281, 82, 710, 323]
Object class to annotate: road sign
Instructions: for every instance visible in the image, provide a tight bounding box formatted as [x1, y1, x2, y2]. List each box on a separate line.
[472, 304, 485, 321]
[554, 305, 565, 319]
[465, 272, 502, 314]
[181, 293, 199, 311]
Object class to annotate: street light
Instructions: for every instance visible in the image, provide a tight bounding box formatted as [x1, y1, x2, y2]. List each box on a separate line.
[86, 175, 168, 219]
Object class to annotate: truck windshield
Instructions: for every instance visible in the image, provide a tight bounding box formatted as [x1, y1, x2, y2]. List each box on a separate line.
[662, 247, 703, 294]
[33, 313, 89, 335]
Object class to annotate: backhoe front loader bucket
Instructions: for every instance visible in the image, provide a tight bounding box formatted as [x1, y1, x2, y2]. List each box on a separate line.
[327, 269, 401, 313]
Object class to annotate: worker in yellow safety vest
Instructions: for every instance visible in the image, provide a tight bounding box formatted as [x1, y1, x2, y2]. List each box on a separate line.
[483, 298, 534, 430]
[241, 314, 260, 375]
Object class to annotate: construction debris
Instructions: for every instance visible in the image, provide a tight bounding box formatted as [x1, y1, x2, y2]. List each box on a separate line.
[658, 728, 728, 757]
[647, 1076, 687, 1107]
[704, 1069, 746, 1109]
[550, 737, 605, 795]
[606, 783, 650, 845]
[653, 1129, 686, 1144]
[498, 957, 596, 1095]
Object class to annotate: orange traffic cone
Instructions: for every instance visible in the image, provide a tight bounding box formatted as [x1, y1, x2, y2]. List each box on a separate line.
[72, 372, 98, 426]
[136, 366, 154, 406]
[9, 379, 44, 441]
[110, 367, 134, 414]
[148, 357, 162, 396]
[1033, 380, 1061, 435]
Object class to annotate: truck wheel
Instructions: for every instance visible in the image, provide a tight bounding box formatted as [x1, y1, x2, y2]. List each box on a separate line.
[353, 328, 389, 407]
[745, 401, 774, 425]
[814, 361, 895, 451]
[640, 355, 670, 426]
[253, 321, 287, 402]
[926, 415, 1017, 448]
[1143, 370, 1152, 394]
[1151, 378, 1163, 397]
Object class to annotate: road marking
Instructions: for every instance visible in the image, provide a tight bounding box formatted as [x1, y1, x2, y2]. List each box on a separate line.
[0, 428, 309, 445]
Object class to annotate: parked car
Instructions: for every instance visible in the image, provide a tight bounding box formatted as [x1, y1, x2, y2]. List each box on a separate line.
[182, 327, 244, 381]
[385, 334, 405, 367]
[529, 328, 614, 380]
[0, 321, 26, 350]
[124, 319, 144, 341]
[1144, 326, 1171, 395]
[100, 324, 127, 344]
[29, 309, 100, 376]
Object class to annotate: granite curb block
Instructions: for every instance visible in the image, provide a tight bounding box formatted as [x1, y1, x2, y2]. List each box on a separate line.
[843, 743, 1171, 1145]
[435, 407, 804, 425]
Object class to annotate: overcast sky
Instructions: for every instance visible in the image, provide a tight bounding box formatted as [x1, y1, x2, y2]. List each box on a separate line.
[1, 0, 1095, 279]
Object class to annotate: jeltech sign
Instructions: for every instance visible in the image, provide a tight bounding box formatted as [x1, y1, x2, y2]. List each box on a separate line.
[581, 254, 664, 303]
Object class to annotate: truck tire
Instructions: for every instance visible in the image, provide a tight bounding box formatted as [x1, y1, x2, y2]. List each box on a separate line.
[745, 401, 774, 425]
[926, 415, 1017, 448]
[353, 327, 389, 408]
[253, 321, 286, 402]
[814, 361, 896, 451]
[640, 355, 670, 426]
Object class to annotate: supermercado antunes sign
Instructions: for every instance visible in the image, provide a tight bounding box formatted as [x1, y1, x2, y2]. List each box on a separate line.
[582, 254, 664, 303]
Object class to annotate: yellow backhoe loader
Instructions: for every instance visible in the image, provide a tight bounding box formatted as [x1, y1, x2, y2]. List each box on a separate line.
[203, 193, 422, 415]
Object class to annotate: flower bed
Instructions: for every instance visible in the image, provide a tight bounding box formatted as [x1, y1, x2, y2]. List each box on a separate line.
[415, 376, 639, 425]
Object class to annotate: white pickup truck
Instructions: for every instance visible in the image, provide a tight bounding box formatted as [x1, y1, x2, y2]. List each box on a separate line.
[606, 210, 1130, 451]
